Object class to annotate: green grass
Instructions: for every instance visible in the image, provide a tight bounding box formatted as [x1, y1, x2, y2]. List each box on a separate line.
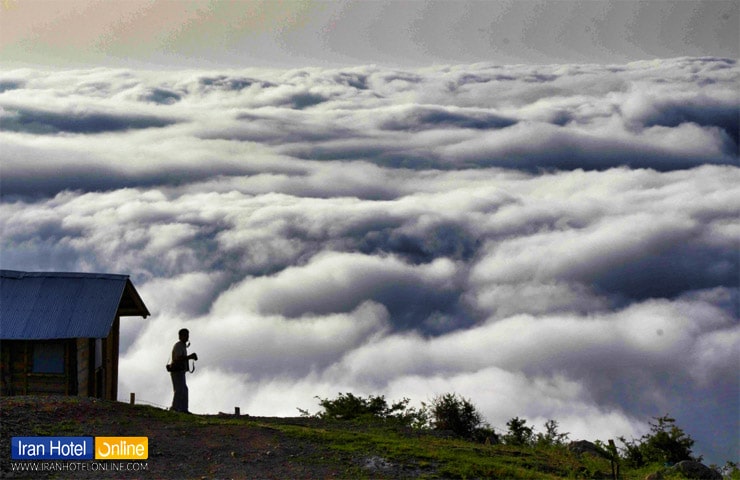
[4, 398, 729, 479]
[254, 417, 730, 480]
[255, 419, 616, 479]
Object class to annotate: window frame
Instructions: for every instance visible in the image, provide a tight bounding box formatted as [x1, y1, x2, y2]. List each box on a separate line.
[31, 341, 66, 375]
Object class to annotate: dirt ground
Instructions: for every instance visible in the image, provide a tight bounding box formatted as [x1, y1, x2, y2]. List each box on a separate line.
[0, 396, 366, 480]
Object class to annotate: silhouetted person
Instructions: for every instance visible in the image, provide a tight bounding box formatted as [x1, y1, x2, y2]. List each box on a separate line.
[169, 328, 197, 413]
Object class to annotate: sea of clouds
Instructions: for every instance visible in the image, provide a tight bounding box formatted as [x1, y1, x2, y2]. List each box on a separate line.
[1, 57, 738, 463]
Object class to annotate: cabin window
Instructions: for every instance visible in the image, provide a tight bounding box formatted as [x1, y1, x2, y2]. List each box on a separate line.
[32, 342, 65, 374]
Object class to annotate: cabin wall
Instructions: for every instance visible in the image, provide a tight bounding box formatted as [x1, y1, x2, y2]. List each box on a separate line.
[1, 321, 122, 400]
[105, 316, 120, 401]
[0, 340, 77, 396]
[76, 338, 91, 396]
[0, 342, 14, 395]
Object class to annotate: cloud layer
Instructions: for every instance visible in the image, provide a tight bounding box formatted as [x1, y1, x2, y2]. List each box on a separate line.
[0, 57, 738, 464]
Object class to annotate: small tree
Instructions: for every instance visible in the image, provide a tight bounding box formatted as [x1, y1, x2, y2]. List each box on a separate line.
[535, 419, 569, 447]
[617, 435, 645, 467]
[504, 417, 534, 446]
[619, 415, 696, 467]
[430, 393, 487, 440]
[640, 415, 696, 464]
[324, 392, 385, 419]
[299, 392, 427, 428]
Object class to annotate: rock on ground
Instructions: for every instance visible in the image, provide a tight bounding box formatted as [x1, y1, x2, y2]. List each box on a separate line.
[671, 460, 722, 480]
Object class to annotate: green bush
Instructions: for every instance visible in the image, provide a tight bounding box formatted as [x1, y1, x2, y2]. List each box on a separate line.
[535, 419, 570, 447]
[619, 415, 696, 467]
[429, 393, 494, 441]
[504, 416, 534, 446]
[301, 392, 428, 428]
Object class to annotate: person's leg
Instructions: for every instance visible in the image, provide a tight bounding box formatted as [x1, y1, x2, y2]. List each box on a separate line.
[181, 375, 189, 412]
[170, 372, 178, 410]
[171, 372, 188, 412]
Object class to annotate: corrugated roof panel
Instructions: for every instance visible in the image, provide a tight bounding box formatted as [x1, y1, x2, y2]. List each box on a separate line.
[0, 270, 149, 340]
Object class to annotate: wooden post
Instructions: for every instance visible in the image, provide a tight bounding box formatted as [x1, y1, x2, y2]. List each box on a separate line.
[130, 392, 135, 405]
[23, 343, 29, 395]
[235, 407, 240, 416]
[608, 439, 618, 480]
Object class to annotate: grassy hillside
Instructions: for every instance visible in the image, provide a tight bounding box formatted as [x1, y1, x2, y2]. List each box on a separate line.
[0, 396, 729, 479]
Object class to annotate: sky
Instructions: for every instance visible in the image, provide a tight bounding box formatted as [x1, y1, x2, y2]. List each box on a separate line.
[1, 0, 739, 466]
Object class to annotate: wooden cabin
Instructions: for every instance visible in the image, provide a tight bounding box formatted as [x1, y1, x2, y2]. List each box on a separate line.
[0, 270, 150, 400]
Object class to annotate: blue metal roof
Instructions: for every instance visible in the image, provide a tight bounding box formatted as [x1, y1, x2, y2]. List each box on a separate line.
[0, 270, 149, 340]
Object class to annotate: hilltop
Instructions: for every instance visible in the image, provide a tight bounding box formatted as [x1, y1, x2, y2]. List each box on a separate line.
[0, 396, 727, 479]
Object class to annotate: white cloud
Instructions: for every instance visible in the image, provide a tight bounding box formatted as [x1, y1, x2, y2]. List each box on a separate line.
[213, 252, 461, 318]
[1, 58, 738, 464]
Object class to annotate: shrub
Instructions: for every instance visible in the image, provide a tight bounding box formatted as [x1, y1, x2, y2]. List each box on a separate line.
[535, 419, 570, 447]
[429, 393, 491, 441]
[640, 415, 696, 464]
[504, 416, 534, 446]
[301, 392, 428, 428]
[619, 415, 696, 467]
[315, 392, 389, 420]
[617, 435, 644, 467]
[472, 424, 499, 444]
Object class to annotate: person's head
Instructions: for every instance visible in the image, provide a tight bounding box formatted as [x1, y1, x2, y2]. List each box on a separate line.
[178, 328, 189, 342]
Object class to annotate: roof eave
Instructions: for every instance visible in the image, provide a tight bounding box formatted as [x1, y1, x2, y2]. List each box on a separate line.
[117, 279, 150, 318]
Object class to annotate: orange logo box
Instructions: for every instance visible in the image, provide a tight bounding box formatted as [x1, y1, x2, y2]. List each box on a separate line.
[94, 437, 148, 460]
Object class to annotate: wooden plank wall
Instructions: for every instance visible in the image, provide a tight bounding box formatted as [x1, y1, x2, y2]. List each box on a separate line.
[0, 342, 12, 395]
[105, 317, 120, 401]
[76, 338, 90, 397]
[0, 340, 78, 396]
[1, 327, 121, 400]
